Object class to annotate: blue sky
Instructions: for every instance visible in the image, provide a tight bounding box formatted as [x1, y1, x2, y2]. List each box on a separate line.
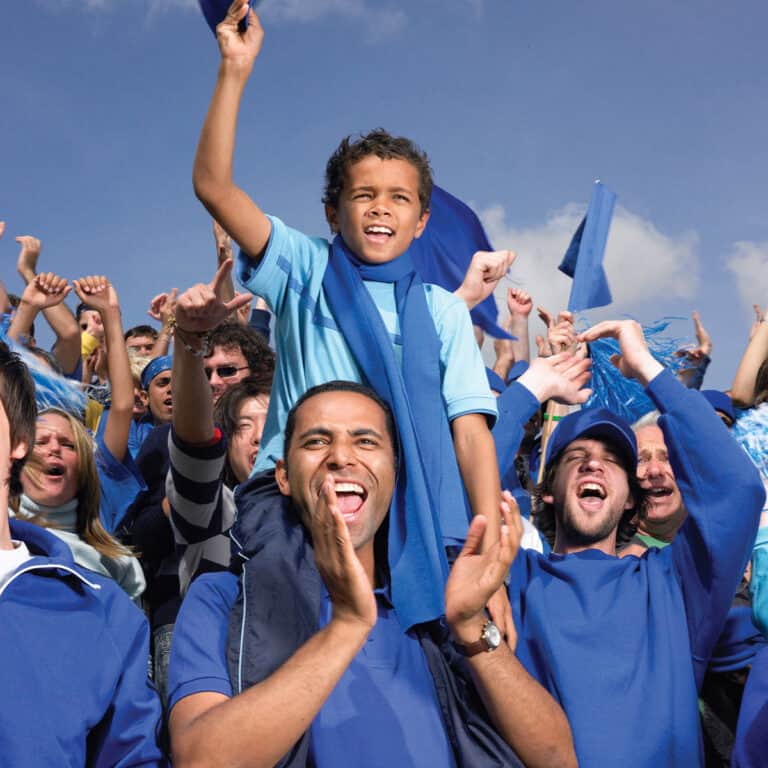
[2, 0, 767, 388]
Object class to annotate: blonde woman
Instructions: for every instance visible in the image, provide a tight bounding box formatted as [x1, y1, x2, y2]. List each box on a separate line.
[16, 407, 145, 599]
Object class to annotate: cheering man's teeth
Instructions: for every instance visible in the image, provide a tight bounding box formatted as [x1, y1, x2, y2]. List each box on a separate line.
[578, 482, 606, 499]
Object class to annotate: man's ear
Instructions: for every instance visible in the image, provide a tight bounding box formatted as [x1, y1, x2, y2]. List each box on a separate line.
[624, 491, 635, 511]
[412, 208, 430, 240]
[138, 390, 149, 407]
[275, 459, 291, 497]
[324, 204, 339, 235]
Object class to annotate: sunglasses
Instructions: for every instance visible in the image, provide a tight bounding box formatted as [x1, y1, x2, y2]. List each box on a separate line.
[204, 365, 249, 381]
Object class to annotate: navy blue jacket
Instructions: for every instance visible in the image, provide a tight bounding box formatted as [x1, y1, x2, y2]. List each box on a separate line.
[228, 472, 524, 767]
[2, 518, 166, 767]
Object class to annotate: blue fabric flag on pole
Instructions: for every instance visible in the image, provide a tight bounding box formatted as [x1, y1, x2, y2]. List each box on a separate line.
[559, 181, 616, 312]
[199, 0, 258, 36]
[410, 185, 511, 339]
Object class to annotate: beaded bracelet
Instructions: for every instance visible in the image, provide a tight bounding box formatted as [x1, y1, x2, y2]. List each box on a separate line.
[170, 317, 211, 358]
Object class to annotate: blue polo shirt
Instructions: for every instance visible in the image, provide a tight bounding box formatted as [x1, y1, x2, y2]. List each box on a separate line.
[95, 431, 146, 534]
[236, 215, 496, 474]
[169, 572, 455, 767]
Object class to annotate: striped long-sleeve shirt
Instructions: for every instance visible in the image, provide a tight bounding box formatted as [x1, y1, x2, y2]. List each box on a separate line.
[166, 427, 234, 593]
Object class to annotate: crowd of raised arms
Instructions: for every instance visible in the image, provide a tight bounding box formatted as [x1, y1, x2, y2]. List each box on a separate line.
[2, 3, 768, 767]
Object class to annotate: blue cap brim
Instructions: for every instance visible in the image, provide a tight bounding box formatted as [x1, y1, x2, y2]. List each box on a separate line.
[545, 407, 637, 473]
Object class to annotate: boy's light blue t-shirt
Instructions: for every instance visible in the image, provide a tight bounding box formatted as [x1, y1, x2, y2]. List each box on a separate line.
[237, 215, 496, 473]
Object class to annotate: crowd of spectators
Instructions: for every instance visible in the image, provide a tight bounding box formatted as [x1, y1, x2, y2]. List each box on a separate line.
[2, 3, 768, 766]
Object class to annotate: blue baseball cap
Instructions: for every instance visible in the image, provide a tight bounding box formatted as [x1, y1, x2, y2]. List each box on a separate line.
[701, 390, 735, 424]
[141, 355, 172, 390]
[544, 407, 637, 473]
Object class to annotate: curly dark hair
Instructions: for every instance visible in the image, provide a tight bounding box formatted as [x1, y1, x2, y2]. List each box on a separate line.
[532, 450, 645, 550]
[322, 129, 433, 216]
[207, 323, 275, 386]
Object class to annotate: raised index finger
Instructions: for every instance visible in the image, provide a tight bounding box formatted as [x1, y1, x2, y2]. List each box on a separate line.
[210, 258, 235, 298]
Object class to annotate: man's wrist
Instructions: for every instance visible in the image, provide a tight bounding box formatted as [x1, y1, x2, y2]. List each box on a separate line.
[634, 358, 664, 388]
[516, 368, 549, 404]
[447, 612, 489, 645]
[328, 612, 375, 642]
[99, 307, 121, 325]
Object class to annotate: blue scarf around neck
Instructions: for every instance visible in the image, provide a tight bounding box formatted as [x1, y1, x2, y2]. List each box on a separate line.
[322, 236, 469, 629]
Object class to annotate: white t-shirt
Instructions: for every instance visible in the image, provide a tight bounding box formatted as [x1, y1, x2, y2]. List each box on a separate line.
[0, 541, 31, 590]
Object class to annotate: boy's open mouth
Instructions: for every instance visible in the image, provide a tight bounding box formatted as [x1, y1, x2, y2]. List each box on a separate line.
[364, 225, 394, 243]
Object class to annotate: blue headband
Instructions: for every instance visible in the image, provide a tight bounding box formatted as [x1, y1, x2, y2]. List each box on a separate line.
[141, 355, 172, 390]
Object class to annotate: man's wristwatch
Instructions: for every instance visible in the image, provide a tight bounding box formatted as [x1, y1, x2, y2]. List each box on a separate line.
[453, 620, 502, 657]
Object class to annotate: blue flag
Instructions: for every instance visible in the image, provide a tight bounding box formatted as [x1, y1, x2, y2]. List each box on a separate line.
[559, 181, 616, 312]
[410, 185, 511, 339]
[198, 0, 258, 36]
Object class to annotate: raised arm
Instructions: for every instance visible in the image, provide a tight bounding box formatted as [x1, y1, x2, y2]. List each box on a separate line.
[581, 319, 765, 686]
[213, 219, 236, 305]
[492, 288, 534, 381]
[193, 1, 271, 260]
[147, 289, 177, 358]
[731, 304, 768, 407]
[73, 276, 133, 462]
[172, 260, 250, 444]
[506, 287, 532, 362]
[8, 272, 71, 345]
[169, 478, 376, 768]
[444, 496, 577, 768]
[15, 235, 81, 374]
[675, 310, 712, 389]
[454, 250, 516, 311]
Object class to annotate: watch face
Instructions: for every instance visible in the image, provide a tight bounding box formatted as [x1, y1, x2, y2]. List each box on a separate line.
[483, 622, 502, 649]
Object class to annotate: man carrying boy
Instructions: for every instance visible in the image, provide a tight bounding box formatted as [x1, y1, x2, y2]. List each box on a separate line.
[167, 382, 577, 768]
[191, 1, 508, 633]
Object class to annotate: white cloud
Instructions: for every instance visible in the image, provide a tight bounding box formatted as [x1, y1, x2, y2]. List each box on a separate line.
[726, 241, 768, 312]
[480, 201, 700, 322]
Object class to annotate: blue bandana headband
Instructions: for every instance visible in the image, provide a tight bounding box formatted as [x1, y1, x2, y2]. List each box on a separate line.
[141, 355, 172, 390]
